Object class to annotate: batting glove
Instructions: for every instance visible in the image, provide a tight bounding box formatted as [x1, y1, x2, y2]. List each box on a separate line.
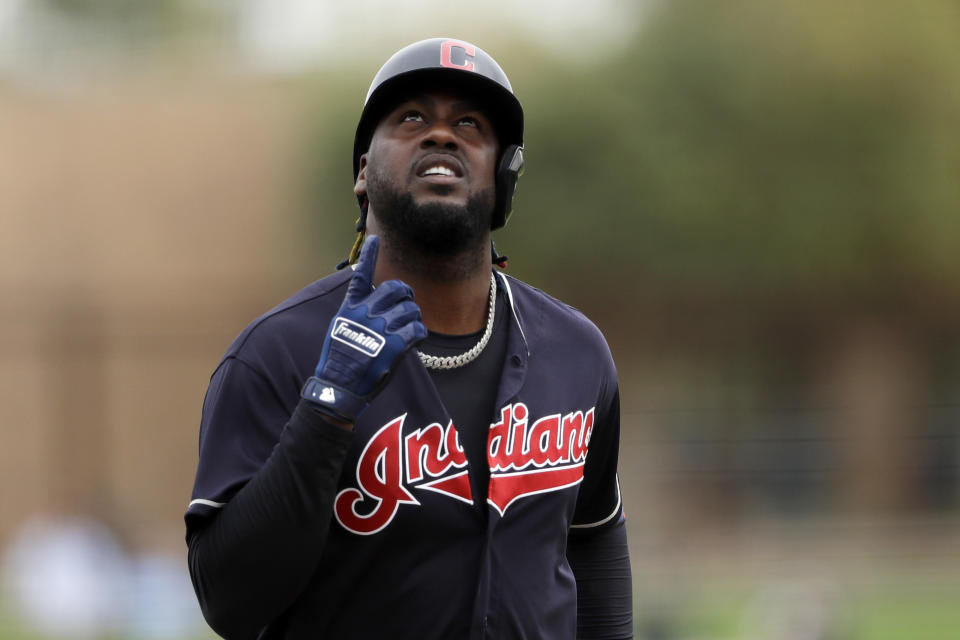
[302, 235, 427, 422]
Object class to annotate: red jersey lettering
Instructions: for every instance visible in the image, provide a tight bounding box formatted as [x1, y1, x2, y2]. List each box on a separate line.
[334, 417, 418, 535]
[405, 420, 467, 483]
[336, 404, 596, 534]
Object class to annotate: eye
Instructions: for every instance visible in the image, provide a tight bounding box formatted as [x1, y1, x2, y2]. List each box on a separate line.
[401, 111, 424, 123]
[457, 116, 480, 128]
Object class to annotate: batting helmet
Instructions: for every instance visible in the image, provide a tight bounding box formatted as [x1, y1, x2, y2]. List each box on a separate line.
[353, 37, 525, 231]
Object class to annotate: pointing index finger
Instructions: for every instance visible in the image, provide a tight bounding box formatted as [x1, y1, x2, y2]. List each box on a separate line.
[347, 235, 379, 302]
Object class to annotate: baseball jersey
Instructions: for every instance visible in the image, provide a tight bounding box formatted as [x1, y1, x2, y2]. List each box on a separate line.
[186, 267, 625, 639]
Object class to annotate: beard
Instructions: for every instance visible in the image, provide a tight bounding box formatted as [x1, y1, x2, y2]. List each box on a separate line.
[367, 170, 495, 258]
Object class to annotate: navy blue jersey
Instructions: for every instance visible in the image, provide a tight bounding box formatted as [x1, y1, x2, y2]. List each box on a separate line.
[186, 268, 625, 639]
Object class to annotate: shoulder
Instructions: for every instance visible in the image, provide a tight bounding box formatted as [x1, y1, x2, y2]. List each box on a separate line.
[499, 272, 612, 356]
[222, 269, 352, 368]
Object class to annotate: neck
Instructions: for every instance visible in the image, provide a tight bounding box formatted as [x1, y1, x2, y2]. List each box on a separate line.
[368, 228, 493, 335]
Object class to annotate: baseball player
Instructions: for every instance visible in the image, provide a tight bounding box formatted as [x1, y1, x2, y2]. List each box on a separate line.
[186, 38, 632, 639]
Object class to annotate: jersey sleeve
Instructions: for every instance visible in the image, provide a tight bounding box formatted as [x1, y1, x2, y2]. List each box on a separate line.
[186, 388, 354, 638]
[567, 338, 632, 636]
[185, 355, 294, 534]
[570, 358, 624, 532]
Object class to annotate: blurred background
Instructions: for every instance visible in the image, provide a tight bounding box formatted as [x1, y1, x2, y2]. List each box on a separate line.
[2, 0, 959, 638]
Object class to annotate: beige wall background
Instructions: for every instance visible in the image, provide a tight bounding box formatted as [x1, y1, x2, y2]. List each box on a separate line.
[1, 78, 306, 552]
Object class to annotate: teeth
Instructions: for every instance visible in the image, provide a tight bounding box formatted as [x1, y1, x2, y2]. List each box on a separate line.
[423, 166, 455, 177]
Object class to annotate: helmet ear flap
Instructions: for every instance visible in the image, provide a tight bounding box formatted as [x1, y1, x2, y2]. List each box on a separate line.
[492, 144, 524, 230]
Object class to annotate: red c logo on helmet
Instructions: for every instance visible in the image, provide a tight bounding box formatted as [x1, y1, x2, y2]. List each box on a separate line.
[440, 40, 475, 72]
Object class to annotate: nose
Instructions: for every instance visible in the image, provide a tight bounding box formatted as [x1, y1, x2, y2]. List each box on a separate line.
[420, 121, 458, 151]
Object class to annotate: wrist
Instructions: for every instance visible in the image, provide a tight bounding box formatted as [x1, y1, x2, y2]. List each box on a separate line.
[300, 377, 368, 423]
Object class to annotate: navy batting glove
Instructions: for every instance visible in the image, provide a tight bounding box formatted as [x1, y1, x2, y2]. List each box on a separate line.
[302, 235, 427, 422]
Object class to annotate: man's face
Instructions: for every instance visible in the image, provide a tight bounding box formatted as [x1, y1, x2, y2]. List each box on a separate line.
[355, 89, 499, 256]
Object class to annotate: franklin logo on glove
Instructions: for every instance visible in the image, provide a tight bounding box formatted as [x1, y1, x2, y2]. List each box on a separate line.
[331, 318, 385, 357]
[299, 235, 428, 423]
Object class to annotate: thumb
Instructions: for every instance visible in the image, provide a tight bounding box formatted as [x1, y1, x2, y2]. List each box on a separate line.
[346, 235, 379, 302]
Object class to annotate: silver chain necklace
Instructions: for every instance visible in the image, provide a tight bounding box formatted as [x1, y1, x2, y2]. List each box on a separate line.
[418, 273, 497, 370]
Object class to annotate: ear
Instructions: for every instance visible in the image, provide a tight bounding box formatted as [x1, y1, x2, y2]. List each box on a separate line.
[354, 154, 368, 199]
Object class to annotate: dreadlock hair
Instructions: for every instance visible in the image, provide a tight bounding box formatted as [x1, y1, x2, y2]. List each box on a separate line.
[336, 200, 368, 270]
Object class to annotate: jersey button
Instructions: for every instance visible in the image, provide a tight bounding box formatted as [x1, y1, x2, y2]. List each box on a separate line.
[510, 354, 522, 367]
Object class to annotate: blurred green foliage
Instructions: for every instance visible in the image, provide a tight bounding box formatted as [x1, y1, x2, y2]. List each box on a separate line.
[44, 0, 172, 20]
[299, 0, 960, 316]
[37, 0, 228, 45]
[631, 580, 960, 640]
